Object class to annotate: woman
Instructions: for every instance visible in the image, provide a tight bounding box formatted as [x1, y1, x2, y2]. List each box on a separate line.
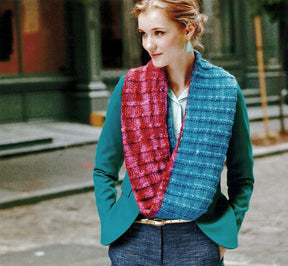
[93, 0, 254, 265]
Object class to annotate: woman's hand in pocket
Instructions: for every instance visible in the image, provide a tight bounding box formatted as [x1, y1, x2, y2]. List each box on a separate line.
[219, 246, 227, 260]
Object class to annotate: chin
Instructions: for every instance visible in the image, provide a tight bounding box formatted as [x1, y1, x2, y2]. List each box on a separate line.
[151, 59, 167, 68]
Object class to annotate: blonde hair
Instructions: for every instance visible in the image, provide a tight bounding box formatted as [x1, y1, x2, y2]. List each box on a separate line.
[134, 0, 208, 51]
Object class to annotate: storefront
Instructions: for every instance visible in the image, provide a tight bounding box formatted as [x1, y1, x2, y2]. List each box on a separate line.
[0, 0, 286, 124]
[0, 0, 74, 123]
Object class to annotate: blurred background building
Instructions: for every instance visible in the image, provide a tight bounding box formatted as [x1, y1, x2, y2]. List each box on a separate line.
[0, 0, 287, 125]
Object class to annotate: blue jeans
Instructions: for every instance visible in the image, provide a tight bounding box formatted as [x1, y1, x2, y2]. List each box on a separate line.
[109, 222, 224, 265]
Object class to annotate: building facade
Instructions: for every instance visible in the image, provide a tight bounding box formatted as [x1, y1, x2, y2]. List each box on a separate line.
[0, 0, 286, 125]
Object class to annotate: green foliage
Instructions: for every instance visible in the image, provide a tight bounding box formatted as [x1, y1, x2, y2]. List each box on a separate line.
[248, 0, 288, 25]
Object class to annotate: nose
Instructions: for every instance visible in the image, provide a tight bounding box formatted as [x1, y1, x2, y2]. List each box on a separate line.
[143, 36, 156, 52]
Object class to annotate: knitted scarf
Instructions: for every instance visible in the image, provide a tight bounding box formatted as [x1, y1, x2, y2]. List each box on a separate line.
[121, 51, 237, 220]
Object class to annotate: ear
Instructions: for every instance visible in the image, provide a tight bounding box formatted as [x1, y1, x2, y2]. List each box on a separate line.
[185, 23, 195, 41]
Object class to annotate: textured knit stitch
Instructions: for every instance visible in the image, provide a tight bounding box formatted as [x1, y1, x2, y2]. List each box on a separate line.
[121, 51, 237, 220]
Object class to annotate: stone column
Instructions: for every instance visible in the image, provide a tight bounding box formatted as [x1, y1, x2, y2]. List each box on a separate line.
[70, 0, 110, 123]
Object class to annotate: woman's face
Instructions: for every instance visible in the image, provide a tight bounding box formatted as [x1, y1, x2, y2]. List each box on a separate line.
[138, 7, 189, 68]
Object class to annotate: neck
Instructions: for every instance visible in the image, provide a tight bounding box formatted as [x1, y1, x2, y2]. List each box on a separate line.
[167, 52, 195, 98]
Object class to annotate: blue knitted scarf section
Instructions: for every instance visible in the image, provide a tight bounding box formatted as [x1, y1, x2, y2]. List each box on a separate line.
[155, 51, 238, 220]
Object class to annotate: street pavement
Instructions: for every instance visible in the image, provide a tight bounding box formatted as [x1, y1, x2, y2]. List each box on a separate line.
[0, 106, 288, 265]
[0, 150, 287, 265]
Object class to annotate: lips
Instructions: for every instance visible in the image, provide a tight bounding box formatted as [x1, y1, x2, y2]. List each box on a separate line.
[151, 53, 162, 59]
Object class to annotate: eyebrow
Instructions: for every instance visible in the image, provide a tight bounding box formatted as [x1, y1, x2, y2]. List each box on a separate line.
[138, 27, 166, 32]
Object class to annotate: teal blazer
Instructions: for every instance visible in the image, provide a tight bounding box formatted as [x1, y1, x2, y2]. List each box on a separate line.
[93, 76, 254, 249]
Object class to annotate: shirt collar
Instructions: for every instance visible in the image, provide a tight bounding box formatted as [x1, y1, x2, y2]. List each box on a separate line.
[168, 87, 189, 103]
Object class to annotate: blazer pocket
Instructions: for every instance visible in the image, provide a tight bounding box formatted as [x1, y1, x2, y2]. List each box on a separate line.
[121, 174, 132, 197]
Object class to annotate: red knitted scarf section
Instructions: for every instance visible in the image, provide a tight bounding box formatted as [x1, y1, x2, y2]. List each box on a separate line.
[121, 61, 175, 217]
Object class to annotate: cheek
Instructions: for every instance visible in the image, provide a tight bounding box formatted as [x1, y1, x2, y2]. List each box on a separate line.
[165, 35, 185, 51]
[158, 38, 175, 53]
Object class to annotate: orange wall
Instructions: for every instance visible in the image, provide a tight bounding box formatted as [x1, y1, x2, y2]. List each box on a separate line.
[0, 0, 66, 75]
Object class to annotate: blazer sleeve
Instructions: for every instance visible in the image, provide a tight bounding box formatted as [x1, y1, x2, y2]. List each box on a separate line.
[226, 84, 254, 231]
[93, 76, 125, 222]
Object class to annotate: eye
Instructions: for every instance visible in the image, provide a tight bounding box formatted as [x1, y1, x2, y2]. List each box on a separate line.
[138, 31, 147, 38]
[155, 31, 165, 36]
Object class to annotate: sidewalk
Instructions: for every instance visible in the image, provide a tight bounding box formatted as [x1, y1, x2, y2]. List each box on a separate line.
[0, 122, 102, 209]
[0, 105, 288, 209]
[0, 121, 102, 158]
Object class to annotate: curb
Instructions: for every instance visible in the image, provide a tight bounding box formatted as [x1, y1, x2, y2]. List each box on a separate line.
[1, 144, 288, 210]
[0, 180, 124, 210]
[0, 140, 99, 159]
[253, 142, 288, 158]
[0, 182, 95, 209]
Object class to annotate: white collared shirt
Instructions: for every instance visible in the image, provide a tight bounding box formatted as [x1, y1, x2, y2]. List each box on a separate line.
[167, 87, 189, 139]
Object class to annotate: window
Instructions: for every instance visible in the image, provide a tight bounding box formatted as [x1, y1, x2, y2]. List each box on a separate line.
[100, 0, 123, 68]
[0, 1, 18, 74]
[203, 0, 238, 58]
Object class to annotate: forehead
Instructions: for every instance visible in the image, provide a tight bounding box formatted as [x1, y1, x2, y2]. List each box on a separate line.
[138, 7, 178, 30]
